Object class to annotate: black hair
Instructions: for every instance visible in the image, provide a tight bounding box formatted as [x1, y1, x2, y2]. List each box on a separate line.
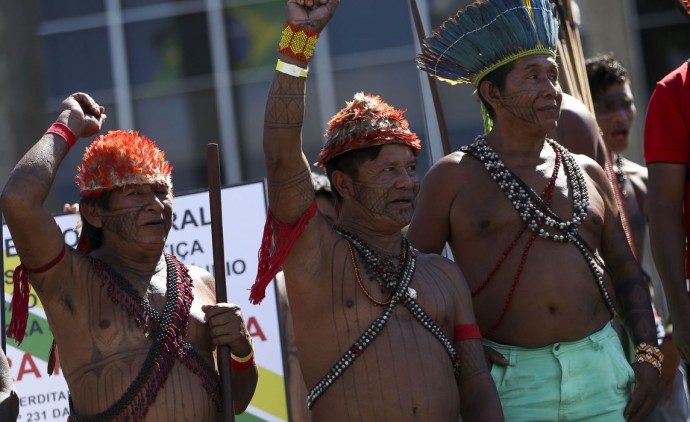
[476, 61, 516, 119]
[78, 190, 112, 251]
[323, 145, 384, 202]
[585, 52, 629, 100]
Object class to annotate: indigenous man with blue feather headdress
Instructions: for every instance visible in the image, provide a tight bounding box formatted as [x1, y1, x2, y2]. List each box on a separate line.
[407, 0, 660, 420]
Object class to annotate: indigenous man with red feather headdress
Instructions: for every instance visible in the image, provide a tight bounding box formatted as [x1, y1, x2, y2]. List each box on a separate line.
[1, 93, 257, 421]
[253, 0, 502, 420]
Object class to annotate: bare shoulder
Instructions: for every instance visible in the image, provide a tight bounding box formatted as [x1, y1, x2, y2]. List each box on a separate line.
[184, 263, 216, 300]
[422, 150, 479, 190]
[553, 94, 600, 158]
[622, 158, 648, 180]
[414, 251, 468, 289]
[572, 151, 608, 182]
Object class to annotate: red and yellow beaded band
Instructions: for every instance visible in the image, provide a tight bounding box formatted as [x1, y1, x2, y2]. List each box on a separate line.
[278, 22, 319, 63]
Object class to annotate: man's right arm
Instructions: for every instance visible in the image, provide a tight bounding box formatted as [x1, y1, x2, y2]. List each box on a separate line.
[263, 0, 338, 225]
[1, 93, 104, 290]
[647, 162, 690, 358]
[407, 156, 457, 254]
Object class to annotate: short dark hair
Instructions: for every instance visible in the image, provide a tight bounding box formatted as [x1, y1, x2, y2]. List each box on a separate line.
[585, 53, 629, 100]
[477, 61, 516, 119]
[78, 190, 113, 251]
[324, 145, 384, 202]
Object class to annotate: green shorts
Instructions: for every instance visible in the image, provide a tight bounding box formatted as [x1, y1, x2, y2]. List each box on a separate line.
[482, 322, 634, 421]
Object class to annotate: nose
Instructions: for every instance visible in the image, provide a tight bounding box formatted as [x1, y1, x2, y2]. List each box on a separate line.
[395, 168, 418, 190]
[145, 191, 165, 211]
[541, 77, 559, 98]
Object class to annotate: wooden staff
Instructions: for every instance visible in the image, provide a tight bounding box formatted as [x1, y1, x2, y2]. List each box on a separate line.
[409, 0, 451, 156]
[206, 143, 235, 422]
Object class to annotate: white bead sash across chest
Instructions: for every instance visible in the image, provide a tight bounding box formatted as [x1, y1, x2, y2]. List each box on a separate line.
[461, 136, 617, 319]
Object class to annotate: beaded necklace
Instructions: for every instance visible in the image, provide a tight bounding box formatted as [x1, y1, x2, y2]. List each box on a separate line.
[337, 225, 409, 293]
[346, 242, 392, 305]
[614, 154, 628, 198]
[307, 228, 459, 409]
[462, 136, 616, 333]
[68, 254, 221, 422]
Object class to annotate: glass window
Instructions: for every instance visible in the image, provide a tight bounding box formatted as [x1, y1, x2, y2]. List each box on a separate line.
[39, 0, 105, 21]
[224, 0, 284, 71]
[232, 78, 325, 181]
[132, 91, 220, 194]
[41, 29, 113, 98]
[635, 0, 678, 15]
[328, 0, 414, 56]
[125, 13, 212, 86]
[639, 24, 690, 92]
[122, 0, 202, 8]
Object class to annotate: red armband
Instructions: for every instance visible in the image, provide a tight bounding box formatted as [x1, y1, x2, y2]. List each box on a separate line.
[454, 324, 482, 342]
[45, 122, 77, 150]
[230, 347, 255, 372]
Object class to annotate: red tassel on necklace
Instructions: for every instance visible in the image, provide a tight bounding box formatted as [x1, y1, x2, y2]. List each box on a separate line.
[6, 247, 66, 344]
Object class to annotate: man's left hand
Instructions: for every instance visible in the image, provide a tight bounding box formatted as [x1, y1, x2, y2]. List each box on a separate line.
[624, 362, 660, 421]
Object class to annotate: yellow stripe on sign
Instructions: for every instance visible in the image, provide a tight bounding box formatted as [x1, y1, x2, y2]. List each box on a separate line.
[253, 365, 288, 420]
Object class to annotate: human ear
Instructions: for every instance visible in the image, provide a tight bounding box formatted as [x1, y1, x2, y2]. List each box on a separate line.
[479, 80, 502, 110]
[331, 170, 354, 200]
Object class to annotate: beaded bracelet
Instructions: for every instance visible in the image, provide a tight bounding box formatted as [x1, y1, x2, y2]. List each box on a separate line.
[634, 342, 663, 376]
[231, 346, 255, 372]
[276, 59, 308, 78]
[278, 22, 319, 63]
[45, 122, 77, 150]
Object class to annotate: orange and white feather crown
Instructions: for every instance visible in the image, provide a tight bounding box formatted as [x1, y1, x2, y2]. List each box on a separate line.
[76, 130, 173, 197]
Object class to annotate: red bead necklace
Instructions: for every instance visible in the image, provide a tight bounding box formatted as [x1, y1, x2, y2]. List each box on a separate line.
[474, 144, 562, 337]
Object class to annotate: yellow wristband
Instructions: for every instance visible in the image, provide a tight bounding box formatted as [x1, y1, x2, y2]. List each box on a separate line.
[276, 59, 308, 78]
[231, 344, 254, 363]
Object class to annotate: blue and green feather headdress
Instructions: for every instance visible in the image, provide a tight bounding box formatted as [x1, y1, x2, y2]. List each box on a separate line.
[417, 0, 559, 131]
[418, 0, 558, 86]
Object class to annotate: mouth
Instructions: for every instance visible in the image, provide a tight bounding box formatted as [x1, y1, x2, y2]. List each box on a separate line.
[538, 105, 559, 113]
[611, 129, 629, 141]
[391, 198, 414, 207]
[143, 220, 165, 227]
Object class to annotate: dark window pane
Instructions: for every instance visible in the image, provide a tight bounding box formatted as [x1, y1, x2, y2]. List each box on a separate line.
[636, 0, 679, 15]
[640, 24, 690, 92]
[41, 29, 113, 98]
[123, 0, 202, 8]
[224, 1, 284, 70]
[232, 78, 325, 181]
[39, 0, 105, 21]
[328, 0, 414, 56]
[132, 91, 219, 194]
[125, 13, 212, 86]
